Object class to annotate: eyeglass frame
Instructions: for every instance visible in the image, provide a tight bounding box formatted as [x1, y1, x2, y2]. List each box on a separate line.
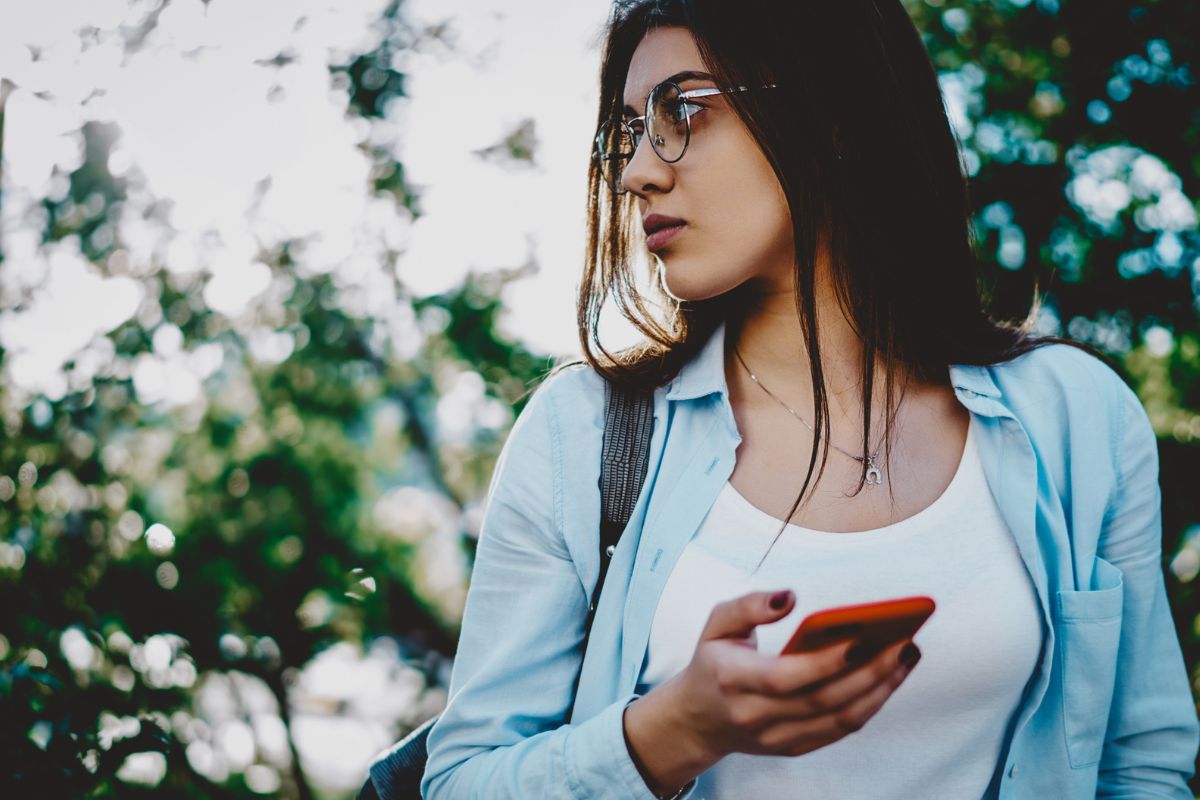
[594, 80, 779, 194]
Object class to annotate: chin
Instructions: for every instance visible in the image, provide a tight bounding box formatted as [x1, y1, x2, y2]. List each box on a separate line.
[655, 255, 743, 303]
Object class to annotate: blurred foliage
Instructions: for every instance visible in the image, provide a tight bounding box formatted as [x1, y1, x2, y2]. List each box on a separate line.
[0, 0, 1196, 796]
[0, 1, 551, 797]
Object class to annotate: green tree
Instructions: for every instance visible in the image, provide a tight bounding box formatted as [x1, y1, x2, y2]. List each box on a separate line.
[0, 1, 550, 796]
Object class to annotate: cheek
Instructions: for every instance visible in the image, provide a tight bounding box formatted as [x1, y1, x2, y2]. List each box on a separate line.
[710, 159, 793, 266]
[732, 182, 790, 247]
[657, 133, 793, 300]
[688, 126, 790, 246]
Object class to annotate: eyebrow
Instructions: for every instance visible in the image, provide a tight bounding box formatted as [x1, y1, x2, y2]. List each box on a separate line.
[622, 70, 716, 114]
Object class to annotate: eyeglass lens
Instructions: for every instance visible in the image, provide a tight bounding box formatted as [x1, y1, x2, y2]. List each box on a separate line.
[595, 82, 690, 193]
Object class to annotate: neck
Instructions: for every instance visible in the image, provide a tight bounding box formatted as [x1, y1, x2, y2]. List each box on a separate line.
[724, 264, 910, 430]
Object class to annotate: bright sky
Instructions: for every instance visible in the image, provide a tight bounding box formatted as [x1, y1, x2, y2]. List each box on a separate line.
[0, 0, 645, 407]
[398, 0, 625, 339]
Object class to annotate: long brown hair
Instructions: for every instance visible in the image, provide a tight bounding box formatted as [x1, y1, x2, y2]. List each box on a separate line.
[554, 0, 1099, 555]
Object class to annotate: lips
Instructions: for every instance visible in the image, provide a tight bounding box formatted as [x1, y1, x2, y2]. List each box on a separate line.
[642, 213, 685, 235]
[643, 213, 687, 252]
[646, 223, 686, 252]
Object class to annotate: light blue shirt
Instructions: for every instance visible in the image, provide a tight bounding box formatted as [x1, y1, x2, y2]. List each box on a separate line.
[422, 320, 1199, 799]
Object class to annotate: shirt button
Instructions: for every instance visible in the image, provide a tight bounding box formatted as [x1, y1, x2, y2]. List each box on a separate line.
[605, 544, 616, 558]
[1009, 762, 1019, 777]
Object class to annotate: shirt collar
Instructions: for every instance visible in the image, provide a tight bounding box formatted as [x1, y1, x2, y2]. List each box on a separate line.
[947, 362, 1002, 400]
[664, 319, 732, 402]
[664, 319, 1003, 402]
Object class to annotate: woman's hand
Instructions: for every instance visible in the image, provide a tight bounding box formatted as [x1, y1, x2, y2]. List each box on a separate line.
[623, 590, 920, 794]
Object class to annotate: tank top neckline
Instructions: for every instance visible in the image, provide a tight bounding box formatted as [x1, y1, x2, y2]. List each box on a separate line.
[722, 414, 976, 541]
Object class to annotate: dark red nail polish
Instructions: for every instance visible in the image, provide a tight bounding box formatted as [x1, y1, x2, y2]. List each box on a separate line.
[900, 643, 921, 667]
[769, 591, 791, 610]
[845, 642, 871, 665]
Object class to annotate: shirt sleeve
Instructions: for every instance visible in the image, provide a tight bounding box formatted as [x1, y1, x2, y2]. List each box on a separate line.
[420, 377, 666, 799]
[1095, 378, 1200, 798]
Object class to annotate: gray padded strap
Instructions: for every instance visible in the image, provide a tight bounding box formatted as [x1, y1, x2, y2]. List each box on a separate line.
[600, 379, 655, 533]
[565, 379, 654, 722]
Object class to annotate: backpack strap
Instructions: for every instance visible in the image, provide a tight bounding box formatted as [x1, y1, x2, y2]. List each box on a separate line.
[563, 378, 655, 722]
[588, 379, 655, 635]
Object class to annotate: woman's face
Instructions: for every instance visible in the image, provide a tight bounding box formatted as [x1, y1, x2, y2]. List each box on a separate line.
[620, 26, 794, 302]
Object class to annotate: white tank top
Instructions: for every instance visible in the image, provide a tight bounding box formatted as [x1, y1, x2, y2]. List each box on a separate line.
[640, 415, 1043, 799]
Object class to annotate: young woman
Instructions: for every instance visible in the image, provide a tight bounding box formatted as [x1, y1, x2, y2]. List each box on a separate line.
[421, 1, 1198, 797]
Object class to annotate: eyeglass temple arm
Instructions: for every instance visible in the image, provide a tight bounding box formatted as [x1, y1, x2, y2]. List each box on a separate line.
[680, 83, 779, 99]
[612, 83, 778, 128]
[618, 83, 778, 130]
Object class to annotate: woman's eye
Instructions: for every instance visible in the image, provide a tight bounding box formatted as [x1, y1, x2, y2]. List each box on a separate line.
[672, 101, 705, 124]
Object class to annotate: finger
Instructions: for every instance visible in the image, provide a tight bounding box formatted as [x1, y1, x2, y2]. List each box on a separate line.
[760, 651, 917, 754]
[700, 589, 794, 643]
[735, 638, 859, 695]
[757, 637, 916, 697]
[739, 639, 917, 724]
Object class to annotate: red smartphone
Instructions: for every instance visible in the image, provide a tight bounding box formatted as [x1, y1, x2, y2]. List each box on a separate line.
[779, 595, 936, 659]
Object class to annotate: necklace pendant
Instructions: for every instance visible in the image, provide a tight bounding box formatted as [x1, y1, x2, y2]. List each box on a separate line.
[865, 461, 883, 486]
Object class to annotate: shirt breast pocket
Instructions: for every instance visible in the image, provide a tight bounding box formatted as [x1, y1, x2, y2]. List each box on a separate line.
[1054, 555, 1125, 769]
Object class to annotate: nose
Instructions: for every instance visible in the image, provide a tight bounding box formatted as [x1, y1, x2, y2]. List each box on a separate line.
[619, 130, 675, 196]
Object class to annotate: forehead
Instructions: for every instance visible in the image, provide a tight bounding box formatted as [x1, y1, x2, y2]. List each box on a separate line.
[622, 26, 712, 112]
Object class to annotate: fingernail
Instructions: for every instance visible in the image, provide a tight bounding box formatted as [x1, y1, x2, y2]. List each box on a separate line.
[845, 641, 870, 665]
[769, 591, 791, 610]
[899, 643, 921, 668]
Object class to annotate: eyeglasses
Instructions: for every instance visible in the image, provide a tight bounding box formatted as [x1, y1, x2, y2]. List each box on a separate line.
[593, 80, 779, 194]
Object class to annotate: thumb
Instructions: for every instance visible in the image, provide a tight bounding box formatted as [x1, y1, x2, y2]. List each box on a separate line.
[701, 590, 793, 643]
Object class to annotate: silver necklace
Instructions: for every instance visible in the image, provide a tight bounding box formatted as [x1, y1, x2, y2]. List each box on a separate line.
[733, 346, 885, 487]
